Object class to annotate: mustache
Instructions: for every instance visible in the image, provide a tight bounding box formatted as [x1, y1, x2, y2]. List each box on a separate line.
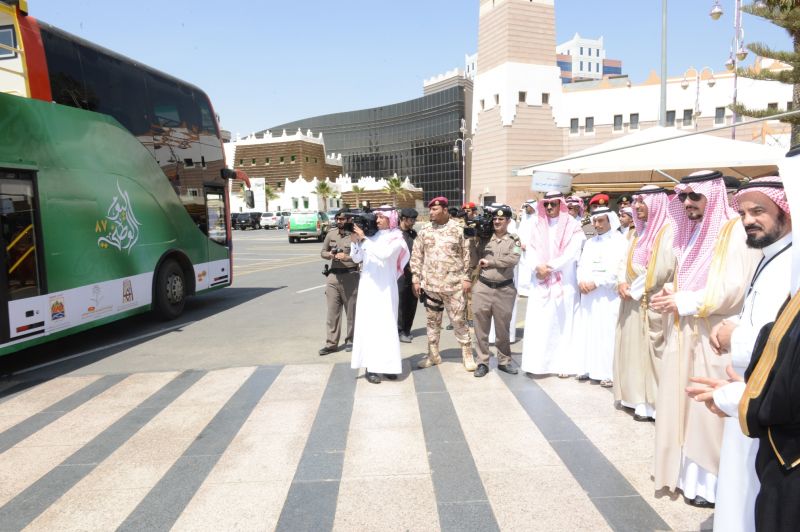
[745, 224, 763, 232]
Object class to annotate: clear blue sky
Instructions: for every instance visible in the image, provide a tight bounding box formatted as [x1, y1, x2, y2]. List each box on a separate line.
[29, 1, 791, 135]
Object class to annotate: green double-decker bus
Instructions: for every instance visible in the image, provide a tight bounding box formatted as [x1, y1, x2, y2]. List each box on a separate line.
[0, 1, 236, 355]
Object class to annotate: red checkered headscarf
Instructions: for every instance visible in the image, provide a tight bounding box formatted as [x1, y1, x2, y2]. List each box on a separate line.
[668, 172, 737, 291]
[632, 186, 670, 268]
[530, 192, 584, 294]
[565, 195, 585, 217]
[731, 176, 790, 216]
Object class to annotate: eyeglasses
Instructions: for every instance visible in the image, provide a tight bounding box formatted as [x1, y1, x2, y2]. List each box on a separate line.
[543, 201, 560, 208]
[677, 192, 703, 203]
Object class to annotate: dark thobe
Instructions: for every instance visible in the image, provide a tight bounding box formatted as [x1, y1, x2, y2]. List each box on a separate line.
[397, 227, 418, 335]
[321, 229, 359, 348]
[742, 291, 800, 532]
[472, 233, 521, 366]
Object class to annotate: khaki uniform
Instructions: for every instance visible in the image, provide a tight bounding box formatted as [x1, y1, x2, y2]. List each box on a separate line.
[410, 218, 472, 347]
[473, 233, 521, 366]
[321, 229, 359, 348]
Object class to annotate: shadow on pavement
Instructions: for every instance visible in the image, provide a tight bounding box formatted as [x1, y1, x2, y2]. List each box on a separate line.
[0, 286, 283, 397]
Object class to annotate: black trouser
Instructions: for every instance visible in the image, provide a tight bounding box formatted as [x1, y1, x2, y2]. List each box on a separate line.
[397, 277, 418, 335]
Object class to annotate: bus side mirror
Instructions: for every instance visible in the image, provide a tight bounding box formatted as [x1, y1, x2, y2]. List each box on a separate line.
[245, 190, 254, 208]
[220, 168, 237, 180]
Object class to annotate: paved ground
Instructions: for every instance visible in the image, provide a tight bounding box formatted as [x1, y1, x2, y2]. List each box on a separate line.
[0, 230, 715, 531]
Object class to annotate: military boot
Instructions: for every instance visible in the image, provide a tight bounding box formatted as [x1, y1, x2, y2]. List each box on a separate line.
[417, 344, 442, 369]
[461, 344, 477, 372]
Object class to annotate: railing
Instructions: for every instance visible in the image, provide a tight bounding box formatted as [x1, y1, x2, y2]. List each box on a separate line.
[6, 224, 34, 275]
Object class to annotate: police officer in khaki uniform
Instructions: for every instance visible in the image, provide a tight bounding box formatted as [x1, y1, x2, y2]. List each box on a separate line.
[410, 197, 477, 371]
[319, 209, 359, 355]
[472, 205, 521, 378]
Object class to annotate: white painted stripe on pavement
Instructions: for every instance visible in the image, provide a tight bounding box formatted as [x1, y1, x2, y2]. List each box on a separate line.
[296, 284, 326, 294]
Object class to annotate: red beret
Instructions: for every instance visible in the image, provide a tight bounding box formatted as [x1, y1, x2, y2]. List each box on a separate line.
[462, 201, 477, 210]
[428, 196, 449, 208]
[589, 193, 609, 206]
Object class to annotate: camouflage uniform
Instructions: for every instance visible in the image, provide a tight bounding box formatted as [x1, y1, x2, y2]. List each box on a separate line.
[410, 217, 474, 369]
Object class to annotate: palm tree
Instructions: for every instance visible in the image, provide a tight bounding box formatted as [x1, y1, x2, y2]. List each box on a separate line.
[351, 185, 366, 208]
[264, 184, 279, 211]
[382, 175, 411, 207]
[314, 180, 335, 211]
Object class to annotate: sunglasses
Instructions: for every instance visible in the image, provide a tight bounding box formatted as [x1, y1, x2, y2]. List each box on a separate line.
[543, 201, 560, 208]
[677, 192, 703, 202]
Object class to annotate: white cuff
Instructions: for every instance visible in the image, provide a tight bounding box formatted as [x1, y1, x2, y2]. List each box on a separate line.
[713, 381, 746, 418]
[629, 275, 646, 301]
[675, 290, 702, 316]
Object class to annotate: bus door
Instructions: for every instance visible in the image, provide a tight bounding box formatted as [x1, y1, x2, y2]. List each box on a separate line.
[0, 168, 45, 343]
[203, 184, 230, 289]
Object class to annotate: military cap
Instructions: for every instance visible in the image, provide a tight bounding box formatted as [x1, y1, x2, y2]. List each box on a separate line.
[617, 194, 633, 204]
[428, 196, 449, 208]
[723, 175, 741, 191]
[589, 193, 610, 206]
[492, 205, 513, 219]
[400, 207, 418, 219]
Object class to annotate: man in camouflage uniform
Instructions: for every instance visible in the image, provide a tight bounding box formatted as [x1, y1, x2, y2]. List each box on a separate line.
[472, 205, 521, 378]
[410, 196, 477, 371]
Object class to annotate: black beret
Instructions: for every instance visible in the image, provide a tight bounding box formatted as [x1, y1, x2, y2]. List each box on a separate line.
[400, 208, 418, 219]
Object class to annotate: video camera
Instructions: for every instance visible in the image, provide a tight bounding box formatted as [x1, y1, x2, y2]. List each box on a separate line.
[342, 209, 379, 237]
[463, 212, 494, 240]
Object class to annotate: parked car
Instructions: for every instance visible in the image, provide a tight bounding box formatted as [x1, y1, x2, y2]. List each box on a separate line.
[261, 212, 279, 229]
[230, 212, 242, 229]
[277, 211, 291, 229]
[235, 212, 262, 230]
[287, 211, 330, 243]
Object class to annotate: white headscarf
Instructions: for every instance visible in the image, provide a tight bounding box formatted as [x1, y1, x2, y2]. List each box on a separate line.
[590, 207, 621, 234]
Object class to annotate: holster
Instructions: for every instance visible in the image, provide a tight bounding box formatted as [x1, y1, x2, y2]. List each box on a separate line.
[420, 290, 445, 312]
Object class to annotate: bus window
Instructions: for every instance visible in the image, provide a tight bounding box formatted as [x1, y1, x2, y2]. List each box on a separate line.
[205, 188, 226, 245]
[39, 28, 89, 109]
[147, 74, 200, 132]
[196, 92, 217, 135]
[0, 170, 41, 301]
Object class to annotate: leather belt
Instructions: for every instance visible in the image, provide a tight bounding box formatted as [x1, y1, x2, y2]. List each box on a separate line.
[478, 276, 514, 289]
[330, 267, 358, 274]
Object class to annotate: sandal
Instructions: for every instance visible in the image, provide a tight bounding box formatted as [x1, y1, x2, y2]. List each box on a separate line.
[600, 379, 613, 388]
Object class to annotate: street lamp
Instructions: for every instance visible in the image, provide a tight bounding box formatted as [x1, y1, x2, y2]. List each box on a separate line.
[681, 67, 716, 129]
[710, 0, 749, 139]
[453, 118, 472, 206]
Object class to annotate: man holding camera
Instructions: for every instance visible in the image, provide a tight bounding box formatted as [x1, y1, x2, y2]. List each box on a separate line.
[410, 197, 477, 371]
[319, 209, 359, 355]
[472, 206, 521, 378]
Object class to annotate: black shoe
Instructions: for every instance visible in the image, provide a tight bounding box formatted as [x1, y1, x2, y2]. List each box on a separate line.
[344, 343, 353, 352]
[633, 414, 655, 423]
[497, 364, 518, 375]
[384, 374, 398, 380]
[319, 346, 340, 356]
[575, 374, 590, 381]
[467, 320, 474, 328]
[399, 333, 412, 343]
[445, 324, 454, 330]
[474, 364, 489, 378]
[365, 371, 381, 384]
[685, 495, 714, 509]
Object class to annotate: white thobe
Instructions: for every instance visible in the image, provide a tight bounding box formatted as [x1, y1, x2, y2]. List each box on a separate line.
[521, 218, 584, 375]
[711, 233, 792, 532]
[350, 229, 409, 374]
[515, 213, 536, 297]
[572, 230, 627, 380]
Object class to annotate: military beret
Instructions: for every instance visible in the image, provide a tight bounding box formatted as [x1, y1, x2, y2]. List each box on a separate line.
[428, 196, 449, 208]
[462, 201, 477, 210]
[400, 208, 418, 219]
[492, 205, 513, 219]
[617, 194, 633, 203]
[589, 193, 609, 206]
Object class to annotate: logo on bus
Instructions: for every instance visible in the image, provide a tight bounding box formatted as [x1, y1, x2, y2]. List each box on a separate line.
[97, 182, 142, 254]
[50, 295, 66, 321]
[122, 279, 134, 304]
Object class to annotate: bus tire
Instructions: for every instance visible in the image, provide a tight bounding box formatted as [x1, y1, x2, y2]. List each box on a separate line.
[154, 259, 186, 320]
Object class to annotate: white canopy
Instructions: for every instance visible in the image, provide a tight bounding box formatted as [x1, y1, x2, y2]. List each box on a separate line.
[516, 126, 783, 192]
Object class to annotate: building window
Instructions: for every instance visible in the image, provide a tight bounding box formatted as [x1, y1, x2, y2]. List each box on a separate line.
[715, 107, 725, 124]
[280, 156, 285, 164]
[314, 157, 318, 163]
[580, 46, 583, 55]
[580, 61, 584, 71]
[518, 91, 526, 103]
[585, 116, 594, 133]
[0, 26, 18, 59]
[596, 48, 600, 57]
[596, 63, 600, 73]
[788, 101, 794, 111]
[768, 102, 778, 111]
[266, 157, 270, 164]
[613, 114, 622, 131]
[290, 155, 296, 163]
[542, 92, 550, 104]
[666, 110, 676, 127]
[305, 156, 309, 162]
[570, 118, 579, 134]
[494, 94, 499, 105]
[480, 99, 485, 110]
[683, 109, 693, 126]
[238, 159, 243, 166]
[251, 158, 256, 165]
[630, 113, 639, 129]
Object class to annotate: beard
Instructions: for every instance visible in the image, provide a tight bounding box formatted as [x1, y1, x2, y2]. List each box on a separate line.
[746, 213, 787, 249]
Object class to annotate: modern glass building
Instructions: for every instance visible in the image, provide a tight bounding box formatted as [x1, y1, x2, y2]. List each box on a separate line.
[263, 82, 470, 203]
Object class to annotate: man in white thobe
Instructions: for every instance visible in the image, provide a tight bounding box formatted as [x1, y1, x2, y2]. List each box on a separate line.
[687, 177, 791, 531]
[350, 207, 410, 384]
[521, 191, 585, 376]
[573, 207, 627, 386]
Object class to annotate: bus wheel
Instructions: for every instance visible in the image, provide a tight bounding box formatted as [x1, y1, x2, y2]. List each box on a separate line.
[154, 260, 186, 320]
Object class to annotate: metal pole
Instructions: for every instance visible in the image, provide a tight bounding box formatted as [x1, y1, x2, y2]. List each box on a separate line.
[659, 0, 668, 126]
[731, 0, 741, 139]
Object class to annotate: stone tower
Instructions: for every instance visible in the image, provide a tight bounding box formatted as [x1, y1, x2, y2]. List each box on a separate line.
[470, 0, 563, 208]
